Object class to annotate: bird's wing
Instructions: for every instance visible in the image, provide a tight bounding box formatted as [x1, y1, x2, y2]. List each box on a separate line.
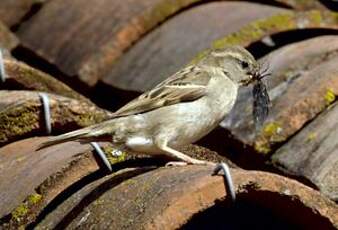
[111, 65, 212, 118]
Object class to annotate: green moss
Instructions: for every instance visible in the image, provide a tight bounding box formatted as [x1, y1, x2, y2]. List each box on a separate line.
[109, 152, 127, 164]
[27, 193, 42, 205]
[213, 12, 296, 49]
[324, 88, 336, 106]
[15, 64, 86, 102]
[0, 98, 107, 146]
[93, 199, 104, 207]
[284, 0, 318, 9]
[239, 181, 261, 192]
[308, 10, 322, 25]
[254, 122, 285, 154]
[143, 0, 200, 30]
[191, 12, 302, 63]
[189, 49, 211, 64]
[190, 10, 338, 65]
[206, 10, 337, 51]
[263, 122, 282, 137]
[11, 204, 29, 221]
[306, 132, 316, 142]
[254, 141, 271, 154]
[123, 178, 137, 186]
[75, 112, 107, 127]
[54, 98, 108, 128]
[11, 193, 42, 223]
[0, 105, 39, 143]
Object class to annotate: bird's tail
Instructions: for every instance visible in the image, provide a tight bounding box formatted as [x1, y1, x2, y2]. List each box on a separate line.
[37, 121, 113, 150]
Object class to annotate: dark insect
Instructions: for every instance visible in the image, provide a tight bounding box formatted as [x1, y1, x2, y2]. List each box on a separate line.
[253, 64, 271, 130]
[253, 80, 270, 130]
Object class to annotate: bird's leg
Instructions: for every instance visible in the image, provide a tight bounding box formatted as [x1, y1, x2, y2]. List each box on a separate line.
[156, 140, 214, 166]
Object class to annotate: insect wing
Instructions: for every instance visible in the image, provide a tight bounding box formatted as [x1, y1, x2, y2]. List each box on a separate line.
[253, 80, 270, 129]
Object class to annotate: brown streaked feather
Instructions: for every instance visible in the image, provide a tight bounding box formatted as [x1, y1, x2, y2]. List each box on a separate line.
[111, 66, 211, 118]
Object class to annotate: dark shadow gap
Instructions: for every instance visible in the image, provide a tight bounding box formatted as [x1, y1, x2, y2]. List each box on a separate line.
[197, 127, 267, 170]
[90, 81, 141, 112]
[319, 0, 338, 11]
[11, 45, 92, 96]
[248, 28, 338, 59]
[181, 199, 298, 230]
[239, 0, 292, 8]
[181, 191, 334, 229]
[10, 2, 45, 32]
[11, 45, 141, 111]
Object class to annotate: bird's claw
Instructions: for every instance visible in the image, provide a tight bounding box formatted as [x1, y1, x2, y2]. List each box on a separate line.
[165, 161, 188, 167]
[165, 160, 215, 167]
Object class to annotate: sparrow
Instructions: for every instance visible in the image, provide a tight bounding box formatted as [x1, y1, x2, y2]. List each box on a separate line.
[39, 46, 269, 166]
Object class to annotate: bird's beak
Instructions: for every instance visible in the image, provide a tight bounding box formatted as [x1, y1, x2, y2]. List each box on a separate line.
[243, 72, 258, 86]
[242, 69, 266, 86]
[252, 70, 263, 83]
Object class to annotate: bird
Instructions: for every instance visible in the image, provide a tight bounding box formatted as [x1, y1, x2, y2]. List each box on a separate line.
[39, 46, 268, 166]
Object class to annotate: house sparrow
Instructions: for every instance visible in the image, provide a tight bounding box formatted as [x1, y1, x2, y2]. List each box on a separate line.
[39, 46, 269, 166]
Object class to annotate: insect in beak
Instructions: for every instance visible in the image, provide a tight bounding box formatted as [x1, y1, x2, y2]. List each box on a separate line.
[252, 64, 271, 130]
[257, 62, 272, 81]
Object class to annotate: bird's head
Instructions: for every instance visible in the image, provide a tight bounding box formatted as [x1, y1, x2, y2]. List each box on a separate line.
[201, 46, 271, 128]
[201, 46, 266, 86]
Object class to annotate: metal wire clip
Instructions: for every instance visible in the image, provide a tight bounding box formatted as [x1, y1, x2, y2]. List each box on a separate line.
[38, 92, 52, 135]
[0, 49, 6, 83]
[90, 142, 112, 171]
[213, 162, 236, 202]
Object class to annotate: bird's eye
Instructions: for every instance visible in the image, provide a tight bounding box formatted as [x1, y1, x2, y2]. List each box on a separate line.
[222, 70, 229, 75]
[240, 61, 249, 69]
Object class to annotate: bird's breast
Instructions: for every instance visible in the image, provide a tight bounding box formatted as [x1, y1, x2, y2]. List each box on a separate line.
[126, 77, 239, 148]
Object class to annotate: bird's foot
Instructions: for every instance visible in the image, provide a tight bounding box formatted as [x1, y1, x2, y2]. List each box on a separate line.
[165, 161, 187, 167]
[165, 159, 215, 167]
